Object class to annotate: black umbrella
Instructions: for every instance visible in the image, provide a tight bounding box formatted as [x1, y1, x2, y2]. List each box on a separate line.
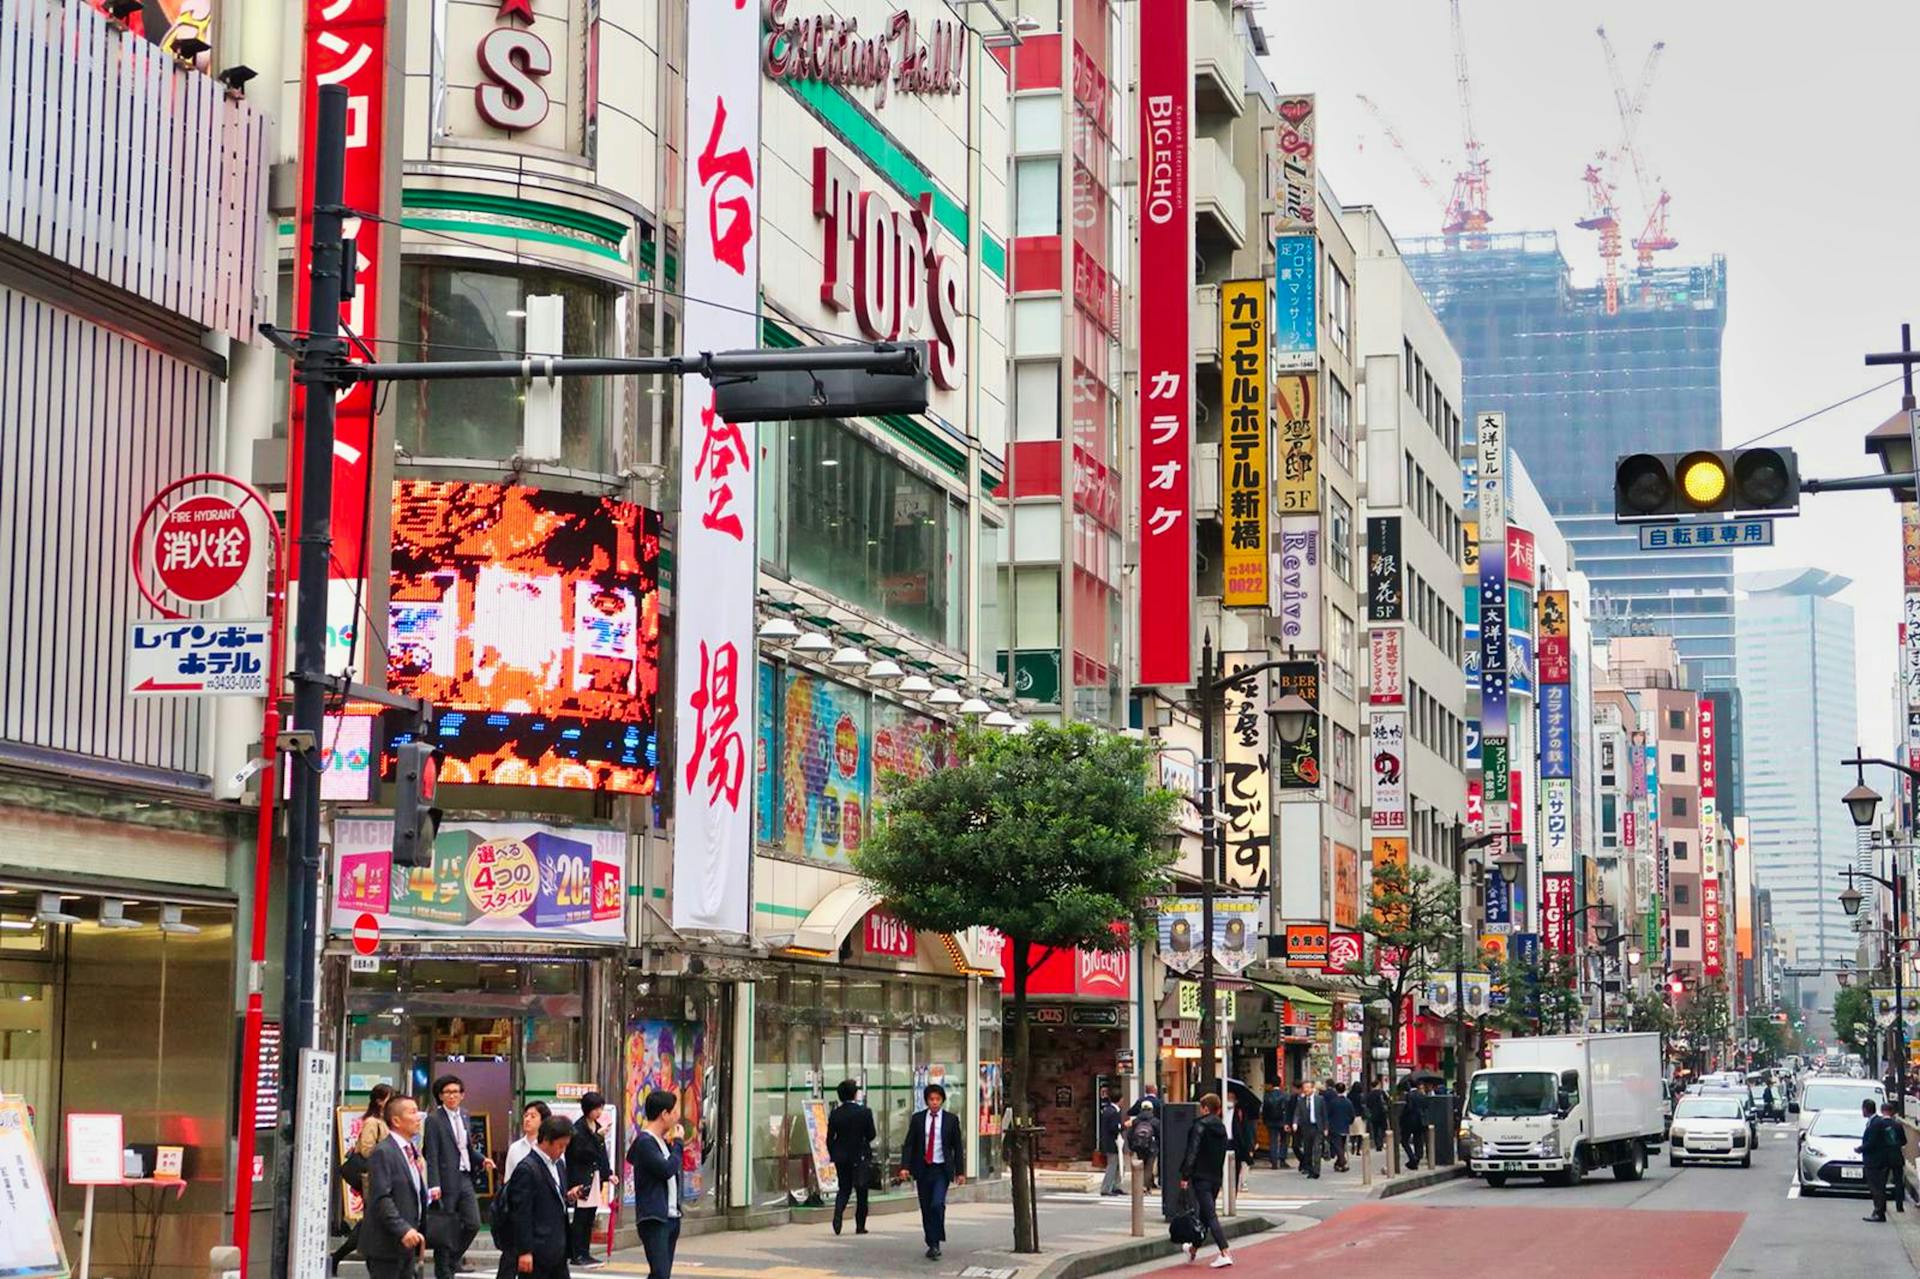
[1221, 1078, 1262, 1113]
[1406, 1070, 1447, 1087]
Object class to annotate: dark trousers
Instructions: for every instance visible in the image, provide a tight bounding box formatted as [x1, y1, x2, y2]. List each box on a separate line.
[637, 1216, 680, 1279]
[1331, 1129, 1351, 1171]
[1869, 1158, 1902, 1217]
[1141, 1151, 1158, 1190]
[1401, 1127, 1425, 1169]
[368, 1258, 423, 1279]
[1370, 1119, 1387, 1151]
[433, 1181, 481, 1279]
[913, 1165, 952, 1248]
[332, 1220, 363, 1263]
[833, 1174, 870, 1230]
[1189, 1180, 1229, 1252]
[1296, 1129, 1321, 1177]
[1267, 1126, 1288, 1167]
[568, 1205, 598, 1261]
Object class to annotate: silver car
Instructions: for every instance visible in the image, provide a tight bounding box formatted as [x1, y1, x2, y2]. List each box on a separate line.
[1669, 1095, 1753, 1168]
[1797, 1108, 1872, 1195]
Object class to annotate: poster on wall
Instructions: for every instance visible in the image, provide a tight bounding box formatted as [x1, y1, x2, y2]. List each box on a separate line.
[1368, 627, 1404, 704]
[1274, 233, 1317, 365]
[674, 0, 762, 933]
[1277, 515, 1323, 650]
[1368, 711, 1407, 832]
[1275, 660, 1322, 794]
[623, 1020, 710, 1210]
[782, 671, 870, 864]
[756, 662, 779, 844]
[1331, 842, 1359, 926]
[871, 702, 950, 788]
[388, 482, 661, 791]
[1542, 873, 1575, 954]
[1220, 652, 1272, 891]
[332, 819, 625, 942]
[1275, 371, 1317, 513]
[1365, 517, 1403, 621]
[1136, 0, 1193, 685]
[1274, 93, 1316, 231]
[1220, 281, 1269, 608]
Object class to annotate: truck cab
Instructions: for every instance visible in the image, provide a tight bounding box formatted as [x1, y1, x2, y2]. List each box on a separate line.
[1461, 1067, 1587, 1185]
[1459, 1033, 1664, 1187]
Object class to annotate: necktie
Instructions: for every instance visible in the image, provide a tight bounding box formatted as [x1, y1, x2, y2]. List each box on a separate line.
[926, 1113, 936, 1163]
[405, 1142, 425, 1206]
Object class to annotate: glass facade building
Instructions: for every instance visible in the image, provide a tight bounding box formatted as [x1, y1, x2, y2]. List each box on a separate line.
[1406, 232, 1735, 685]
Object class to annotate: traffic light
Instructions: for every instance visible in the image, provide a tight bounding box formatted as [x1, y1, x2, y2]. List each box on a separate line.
[392, 740, 443, 867]
[1613, 447, 1799, 522]
[1668, 975, 1686, 997]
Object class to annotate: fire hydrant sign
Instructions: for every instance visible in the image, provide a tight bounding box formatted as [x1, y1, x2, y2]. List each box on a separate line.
[128, 620, 272, 696]
[152, 494, 252, 602]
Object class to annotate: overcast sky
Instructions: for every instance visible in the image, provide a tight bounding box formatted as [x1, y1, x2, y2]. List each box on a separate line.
[1259, 0, 1920, 758]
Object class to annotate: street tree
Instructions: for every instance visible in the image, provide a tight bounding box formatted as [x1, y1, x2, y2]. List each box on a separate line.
[853, 721, 1176, 1253]
[1833, 984, 1876, 1060]
[1678, 976, 1733, 1071]
[1623, 989, 1679, 1036]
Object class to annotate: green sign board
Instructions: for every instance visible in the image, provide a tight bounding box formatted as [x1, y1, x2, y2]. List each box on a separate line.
[996, 649, 1061, 704]
[1645, 900, 1660, 959]
[1483, 737, 1510, 802]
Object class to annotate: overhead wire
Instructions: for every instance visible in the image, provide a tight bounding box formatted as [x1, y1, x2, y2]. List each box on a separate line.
[1726, 376, 1901, 451]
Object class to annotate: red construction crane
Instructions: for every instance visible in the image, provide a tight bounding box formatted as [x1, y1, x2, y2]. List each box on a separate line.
[1596, 25, 1676, 271]
[1355, 93, 1448, 215]
[1444, 0, 1492, 243]
[1576, 161, 1623, 314]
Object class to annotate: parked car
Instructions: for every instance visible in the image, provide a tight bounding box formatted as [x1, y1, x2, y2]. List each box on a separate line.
[1794, 1077, 1886, 1137]
[1668, 1095, 1753, 1168]
[1797, 1108, 1873, 1195]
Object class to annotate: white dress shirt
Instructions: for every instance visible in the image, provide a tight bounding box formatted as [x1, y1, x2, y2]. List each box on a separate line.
[503, 1136, 534, 1184]
[391, 1132, 427, 1207]
[644, 1131, 680, 1219]
[925, 1109, 945, 1164]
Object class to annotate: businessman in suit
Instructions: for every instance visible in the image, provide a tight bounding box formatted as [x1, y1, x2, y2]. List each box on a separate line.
[363, 1096, 431, 1279]
[494, 1115, 579, 1279]
[423, 1075, 491, 1279]
[1292, 1081, 1326, 1179]
[901, 1083, 965, 1261]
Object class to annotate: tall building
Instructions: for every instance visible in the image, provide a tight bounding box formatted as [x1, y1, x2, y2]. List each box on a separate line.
[1406, 232, 1735, 685]
[1735, 570, 1860, 981]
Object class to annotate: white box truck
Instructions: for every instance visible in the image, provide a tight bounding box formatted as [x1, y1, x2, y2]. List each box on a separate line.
[1460, 1033, 1665, 1186]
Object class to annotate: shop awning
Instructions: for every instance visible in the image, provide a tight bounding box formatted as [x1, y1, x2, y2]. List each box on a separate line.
[1250, 980, 1334, 1010]
[776, 883, 878, 957]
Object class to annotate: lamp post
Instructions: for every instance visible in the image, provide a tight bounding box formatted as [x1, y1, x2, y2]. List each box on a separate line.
[1592, 933, 1637, 1034]
[1196, 633, 1313, 1103]
[1452, 825, 1508, 1095]
[1565, 903, 1611, 1033]
[1837, 753, 1916, 1107]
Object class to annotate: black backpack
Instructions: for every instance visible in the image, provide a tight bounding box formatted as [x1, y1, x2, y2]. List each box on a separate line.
[1127, 1116, 1157, 1155]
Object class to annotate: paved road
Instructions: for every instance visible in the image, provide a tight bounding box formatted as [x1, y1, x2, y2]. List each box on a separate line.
[1126, 1123, 1918, 1278]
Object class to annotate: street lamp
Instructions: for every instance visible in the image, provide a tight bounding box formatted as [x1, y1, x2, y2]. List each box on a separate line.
[1843, 783, 1882, 830]
[1452, 826, 1508, 1095]
[1837, 864, 1908, 1109]
[1838, 883, 1865, 917]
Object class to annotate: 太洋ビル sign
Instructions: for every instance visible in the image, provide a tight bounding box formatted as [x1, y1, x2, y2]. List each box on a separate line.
[763, 1, 963, 108]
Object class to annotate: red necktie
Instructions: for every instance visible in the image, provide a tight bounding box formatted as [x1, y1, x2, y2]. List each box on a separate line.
[926, 1113, 936, 1163]
[405, 1142, 425, 1199]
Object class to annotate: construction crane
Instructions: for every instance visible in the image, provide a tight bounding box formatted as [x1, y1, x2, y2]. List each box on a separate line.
[1355, 93, 1448, 215]
[1576, 160, 1623, 314]
[1596, 25, 1676, 271]
[1444, 0, 1492, 243]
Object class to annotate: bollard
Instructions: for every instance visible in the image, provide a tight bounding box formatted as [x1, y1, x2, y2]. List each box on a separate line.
[1426, 1125, 1436, 1171]
[1224, 1149, 1237, 1217]
[1360, 1121, 1374, 1187]
[1130, 1154, 1145, 1237]
[207, 1245, 241, 1279]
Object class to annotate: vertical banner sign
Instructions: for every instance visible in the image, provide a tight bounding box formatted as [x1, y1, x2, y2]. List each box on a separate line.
[293, 0, 392, 619]
[1366, 517, 1404, 622]
[1697, 698, 1718, 863]
[1540, 683, 1573, 779]
[1483, 736, 1510, 837]
[1505, 527, 1536, 587]
[1466, 777, 1485, 831]
[1905, 596, 1920, 708]
[1220, 654, 1273, 892]
[1702, 879, 1723, 976]
[290, 1049, 339, 1279]
[1277, 515, 1323, 649]
[1368, 627, 1404, 704]
[1541, 778, 1573, 872]
[1509, 771, 1525, 844]
[1275, 661, 1322, 794]
[673, 0, 762, 933]
[1220, 281, 1269, 607]
[1137, 0, 1192, 684]
[1732, 815, 1754, 961]
[1484, 867, 1511, 928]
[1275, 371, 1317, 513]
[1274, 234, 1317, 364]
[1904, 502, 1920, 590]
[1477, 412, 1507, 543]
[1541, 872, 1575, 954]
[1274, 94, 1316, 232]
[1537, 589, 1570, 684]
[1479, 570, 1509, 734]
[1368, 711, 1407, 832]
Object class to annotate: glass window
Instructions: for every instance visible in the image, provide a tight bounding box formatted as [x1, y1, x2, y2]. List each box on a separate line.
[1328, 491, 1353, 583]
[1673, 884, 1690, 906]
[1014, 362, 1061, 440]
[1014, 94, 1063, 152]
[1326, 374, 1353, 472]
[397, 263, 615, 472]
[1670, 796, 1688, 818]
[1675, 928, 1691, 948]
[1327, 264, 1350, 352]
[1015, 158, 1062, 236]
[1330, 722, 1357, 814]
[783, 421, 961, 648]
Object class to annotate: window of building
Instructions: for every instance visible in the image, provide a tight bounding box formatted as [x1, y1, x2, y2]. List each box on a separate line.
[1670, 796, 1688, 819]
[1013, 93, 1063, 152]
[1329, 490, 1354, 583]
[1601, 794, 1617, 832]
[1673, 884, 1690, 906]
[1674, 928, 1691, 949]
[1331, 723, 1357, 815]
[397, 263, 617, 472]
[1404, 341, 1414, 395]
[1670, 753, 1684, 774]
[1668, 708, 1687, 731]
[1327, 263, 1351, 352]
[1326, 374, 1353, 472]
[1672, 840, 1689, 860]
[1013, 362, 1060, 440]
[1014, 157, 1061, 236]
[1330, 606, 1356, 699]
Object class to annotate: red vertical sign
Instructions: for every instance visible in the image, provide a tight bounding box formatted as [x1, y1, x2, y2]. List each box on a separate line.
[1697, 698, 1716, 799]
[1702, 880, 1723, 976]
[1395, 994, 1416, 1068]
[1136, 0, 1191, 685]
[1542, 872, 1574, 954]
[291, 0, 390, 586]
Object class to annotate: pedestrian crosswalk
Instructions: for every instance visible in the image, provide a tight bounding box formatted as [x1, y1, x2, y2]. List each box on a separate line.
[1042, 1190, 1320, 1212]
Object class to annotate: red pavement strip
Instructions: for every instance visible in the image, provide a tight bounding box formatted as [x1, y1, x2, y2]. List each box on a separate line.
[1155, 1202, 1744, 1277]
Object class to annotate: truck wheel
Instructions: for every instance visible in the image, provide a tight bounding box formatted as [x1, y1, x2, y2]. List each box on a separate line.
[1669, 1155, 1682, 1168]
[1740, 1152, 1751, 1169]
[1613, 1158, 1643, 1181]
[1548, 1167, 1576, 1187]
[1484, 1173, 1508, 1187]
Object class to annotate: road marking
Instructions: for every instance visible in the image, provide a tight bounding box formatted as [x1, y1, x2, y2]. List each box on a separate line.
[1043, 1190, 1318, 1210]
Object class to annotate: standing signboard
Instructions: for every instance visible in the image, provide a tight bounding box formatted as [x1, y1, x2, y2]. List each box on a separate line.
[1137, 0, 1193, 684]
[674, 0, 762, 933]
[1220, 281, 1269, 608]
[290, 1050, 338, 1279]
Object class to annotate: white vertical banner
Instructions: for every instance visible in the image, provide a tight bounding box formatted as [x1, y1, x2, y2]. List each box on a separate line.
[1368, 710, 1407, 832]
[673, 1, 761, 934]
[1477, 412, 1506, 543]
[290, 1049, 337, 1279]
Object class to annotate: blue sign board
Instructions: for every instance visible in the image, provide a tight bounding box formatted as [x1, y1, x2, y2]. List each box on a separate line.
[1274, 235, 1317, 359]
[1484, 868, 1511, 927]
[1639, 518, 1774, 550]
[1466, 719, 1482, 771]
[1541, 682, 1574, 779]
[1510, 631, 1535, 698]
[1513, 932, 1541, 969]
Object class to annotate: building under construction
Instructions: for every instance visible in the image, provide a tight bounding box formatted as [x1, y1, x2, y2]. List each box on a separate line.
[1406, 230, 1735, 685]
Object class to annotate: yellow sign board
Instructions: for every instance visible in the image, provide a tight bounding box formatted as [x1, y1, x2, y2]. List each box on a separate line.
[1221, 280, 1269, 607]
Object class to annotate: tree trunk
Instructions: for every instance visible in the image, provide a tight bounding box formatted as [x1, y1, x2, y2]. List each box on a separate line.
[1007, 937, 1039, 1253]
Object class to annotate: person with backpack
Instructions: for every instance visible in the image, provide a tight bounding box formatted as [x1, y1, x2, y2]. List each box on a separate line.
[1097, 1087, 1125, 1195]
[1177, 1094, 1235, 1269]
[1125, 1098, 1160, 1190]
[1862, 1098, 1908, 1223]
[1260, 1082, 1293, 1169]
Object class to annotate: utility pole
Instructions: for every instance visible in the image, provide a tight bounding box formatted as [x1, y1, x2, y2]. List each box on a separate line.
[1198, 633, 1220, 1100]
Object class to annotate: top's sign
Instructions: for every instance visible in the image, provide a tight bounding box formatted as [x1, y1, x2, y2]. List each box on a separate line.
[763, 1, 963, 109]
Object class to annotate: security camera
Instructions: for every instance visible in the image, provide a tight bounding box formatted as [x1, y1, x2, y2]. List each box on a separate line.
[275, 730, 317, 754]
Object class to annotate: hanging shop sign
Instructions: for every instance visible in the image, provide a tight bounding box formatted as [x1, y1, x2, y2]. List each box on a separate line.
[1466, 778, 1485, 832]
[1277, 515, 1323, 650]
[1137, 0, 1192, 685]
[1506, 527, 1536, 587]
[1537, 589, 1570, 684]
[1541, 872, 1574, 955]
[1483, 867, 1511, 928]
[1540, 682, 1573, 780]
[1220, 653, 1272, 892]
[1541, 778, 1573, 873]
[762, 1, 964, 108]
[1368, 711, 1407, 832]
[675, 0, 762, 933]
[1476, 412, 1507, 542]
[1274, 233, 1317, 366]
[474, 0, 554, 132]
[1698, 698, 1717, 799]
[1370, 837, 1408, 930]
[1509, 772, 1525, 845]
[1702, 879, 1723, 976]
[1151, 896, 1266, 976]
[811, 147, 962, 389]
[1368, 627, 1404, 705]
[332, 819, 625, 943]
[1273, 94, 1316, 232]
[1276, 371, 1317, 513]
[1366, 516, 1403, 622]
[1285, 922, 1330, 969]
[1324, 928, 1363, 976]
[862, 908, 917, 959]
[1220, 280, 1270, 607]
[1275, 660, 1322, 793]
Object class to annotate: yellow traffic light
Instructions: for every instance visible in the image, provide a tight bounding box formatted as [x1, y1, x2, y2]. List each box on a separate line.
[1679, 454, 1729, 507]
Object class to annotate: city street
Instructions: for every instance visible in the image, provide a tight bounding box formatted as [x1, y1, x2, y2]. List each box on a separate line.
[1122, 1125, 1919, 1278]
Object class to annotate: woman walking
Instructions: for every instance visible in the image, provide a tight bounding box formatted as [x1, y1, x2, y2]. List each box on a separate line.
[1178, 1093, 1235, 1269]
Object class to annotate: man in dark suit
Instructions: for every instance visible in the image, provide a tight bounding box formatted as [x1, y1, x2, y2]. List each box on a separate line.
[1097, 1087, 1124, 1195]
[494, 1115, 578, 1279]
[901, 1082, 965, 1260]
[363, 1096, 430, 1279]
[1327, 1082, 1357, 1172]
[1863, 1099, 1908, 1222]
[626, 1089, 686, 1279]
[826, 1079, 877, 1235]
[423, 1075, 490, 1278]
[1292, 1081, 1325, 1179]
[564, 1092, 614, 1268]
